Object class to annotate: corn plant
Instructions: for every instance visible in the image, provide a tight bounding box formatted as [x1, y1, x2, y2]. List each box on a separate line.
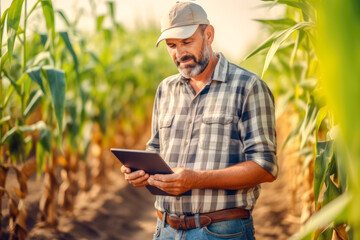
[243, 0, 353, 239]
[0, 0, 65, 237]
[1, 0, 177, 237]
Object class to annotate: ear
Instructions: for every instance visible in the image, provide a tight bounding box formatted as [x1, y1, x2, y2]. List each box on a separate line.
[204, 25, 215, 46]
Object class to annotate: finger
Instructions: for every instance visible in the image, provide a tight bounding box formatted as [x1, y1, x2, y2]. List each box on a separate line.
[125, 170, 146, 181]
[152, 173, 178, 182]
[133, 179, 149, 188]
[148, 177, 177, 188]
[121, 165, 131, 174]
[129, 173, 149, 185]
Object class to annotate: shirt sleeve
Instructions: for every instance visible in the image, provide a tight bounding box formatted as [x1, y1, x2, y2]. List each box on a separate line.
[146, 85, 161, 153]
[239, 77, 278, 178]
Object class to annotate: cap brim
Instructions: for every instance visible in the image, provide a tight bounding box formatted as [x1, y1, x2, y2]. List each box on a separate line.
[156, 24, 199, 47]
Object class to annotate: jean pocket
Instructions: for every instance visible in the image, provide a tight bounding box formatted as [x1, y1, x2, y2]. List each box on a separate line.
[204, 219, 246, 239]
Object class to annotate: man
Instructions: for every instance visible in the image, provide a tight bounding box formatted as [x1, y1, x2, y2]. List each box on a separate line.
[121, 2, 278, 239]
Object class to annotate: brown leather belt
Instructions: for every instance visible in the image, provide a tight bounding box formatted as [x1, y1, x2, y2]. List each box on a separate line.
[157, 208, 250, 230]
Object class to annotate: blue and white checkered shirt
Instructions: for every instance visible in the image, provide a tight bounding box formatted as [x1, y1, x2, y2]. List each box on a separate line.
[146, 52, 278, 216]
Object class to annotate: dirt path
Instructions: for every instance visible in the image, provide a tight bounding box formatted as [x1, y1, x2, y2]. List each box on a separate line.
[252, 160, 301, 239]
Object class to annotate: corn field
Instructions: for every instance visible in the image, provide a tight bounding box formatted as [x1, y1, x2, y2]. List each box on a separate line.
[0, 0, 359, 239]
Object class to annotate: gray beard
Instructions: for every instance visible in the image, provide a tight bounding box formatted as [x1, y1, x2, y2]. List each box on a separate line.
[178, 44, 211, 79]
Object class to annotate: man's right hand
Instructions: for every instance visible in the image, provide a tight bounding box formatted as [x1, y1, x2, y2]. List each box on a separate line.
[120, 165, 150, 187]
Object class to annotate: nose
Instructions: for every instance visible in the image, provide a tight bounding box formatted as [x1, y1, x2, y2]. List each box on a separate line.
[175, 46, 186, 60]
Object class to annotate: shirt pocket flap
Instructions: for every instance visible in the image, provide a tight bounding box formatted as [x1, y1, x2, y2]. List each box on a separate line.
[202, 113, 233, 124]
[159, 114, 174, 128]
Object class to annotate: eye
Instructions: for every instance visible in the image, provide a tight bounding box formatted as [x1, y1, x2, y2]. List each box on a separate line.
[167, 43, 176, 48]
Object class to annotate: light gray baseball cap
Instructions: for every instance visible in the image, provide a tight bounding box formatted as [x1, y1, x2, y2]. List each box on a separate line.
[156, 2, 210, 47]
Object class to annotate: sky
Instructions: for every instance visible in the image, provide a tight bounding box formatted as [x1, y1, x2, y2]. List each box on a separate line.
[2, 0, 284, 62]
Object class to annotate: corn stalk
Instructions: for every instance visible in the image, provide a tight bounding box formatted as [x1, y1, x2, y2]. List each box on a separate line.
[243, 0, 352, 238]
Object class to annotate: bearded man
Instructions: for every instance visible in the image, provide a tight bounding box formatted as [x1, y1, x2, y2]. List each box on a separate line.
[121, 2, 278, 239]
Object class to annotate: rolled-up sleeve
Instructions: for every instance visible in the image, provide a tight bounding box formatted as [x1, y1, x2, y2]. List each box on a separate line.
[239, 77, 278, 178]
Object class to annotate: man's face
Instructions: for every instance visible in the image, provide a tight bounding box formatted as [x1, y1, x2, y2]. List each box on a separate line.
[165, 27, 211, 78]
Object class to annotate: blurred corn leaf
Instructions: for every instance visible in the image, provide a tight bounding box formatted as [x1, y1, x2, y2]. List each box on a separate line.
[314, 140, 333, 206]
[27, 67, 46, 95]
[6, 0, 24, 63]
[0, 9, 9, 49]
[23, 89, 43, 118]
[43, 67, 66, 142]
[289, 193, 351, 240]
[41, 0, 55, 39]
[59, 32, 79, 75]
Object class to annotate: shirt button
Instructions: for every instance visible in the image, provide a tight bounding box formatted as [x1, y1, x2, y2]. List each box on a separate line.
[185, 141, 188, 145]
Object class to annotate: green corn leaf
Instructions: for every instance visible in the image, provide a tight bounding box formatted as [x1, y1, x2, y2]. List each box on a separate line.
[0, 9, 9, 51]
[290, 29, 305, 66]
[3, 70, 21, 95]
[314, 140, 333, 206]
[0, 116, 11, 125]
[40, 33, 48, 46]
[1, 126, 18, 144]
[39, 126, 51, 152]
[4, 85, 15, 108]
[318, 227, 333, 240]
[289, 193, 351, 240]
[44, 67, 66, 141]
[107, 1, 115, 23]
[27, 51, 54, 68]
[242, 31, 279, 61]
[261, 0, 315, 21]
[262, 22, 314, 78]
[6, 0, 24, 63]
[59, 32, 79, 74]
[1, 51, 9, 70]
[56, 10, 71, 27]
[254, 18, 297, 29]
[17, 72, 32, 96]
[325, 144, 337, 177]
[323, 177, 341, 206]
[41, 0, 55, 39]
[96, 15, 105, 31]
[300, 103, 317, 149]
[35, 127, 51, 174]
[24, 89, 43, 118]
[18, 120, 46, 132]
[27, 67, 46, 95]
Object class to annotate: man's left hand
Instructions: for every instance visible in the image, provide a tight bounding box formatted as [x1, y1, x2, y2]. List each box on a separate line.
[147, 167, 197, 195]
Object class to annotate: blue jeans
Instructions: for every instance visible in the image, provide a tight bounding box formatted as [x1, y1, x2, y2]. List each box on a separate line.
[153, 215, 255, 240]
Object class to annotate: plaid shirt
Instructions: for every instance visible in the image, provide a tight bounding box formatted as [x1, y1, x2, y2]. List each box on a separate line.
[146, 53, 277, 216]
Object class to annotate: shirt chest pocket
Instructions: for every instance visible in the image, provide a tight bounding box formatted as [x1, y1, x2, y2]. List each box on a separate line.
[159, 114, 174, 149]
[199, 113, 234, 151]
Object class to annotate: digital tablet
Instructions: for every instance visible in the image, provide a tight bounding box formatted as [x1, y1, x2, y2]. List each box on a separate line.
[110, 148, 191, 196]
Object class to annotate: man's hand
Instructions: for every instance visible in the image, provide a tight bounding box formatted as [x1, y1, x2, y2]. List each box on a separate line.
[147, 167, 197, 195]
[120, 165, 149, 187]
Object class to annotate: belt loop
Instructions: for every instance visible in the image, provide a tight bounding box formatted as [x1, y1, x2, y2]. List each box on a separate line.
[194, 213, 201, 229]
[162, 211, 167, 228]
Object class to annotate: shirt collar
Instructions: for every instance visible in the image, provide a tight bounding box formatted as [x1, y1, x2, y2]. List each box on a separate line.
[211, 52, 228, 83]
[177, 52, 229, 84]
